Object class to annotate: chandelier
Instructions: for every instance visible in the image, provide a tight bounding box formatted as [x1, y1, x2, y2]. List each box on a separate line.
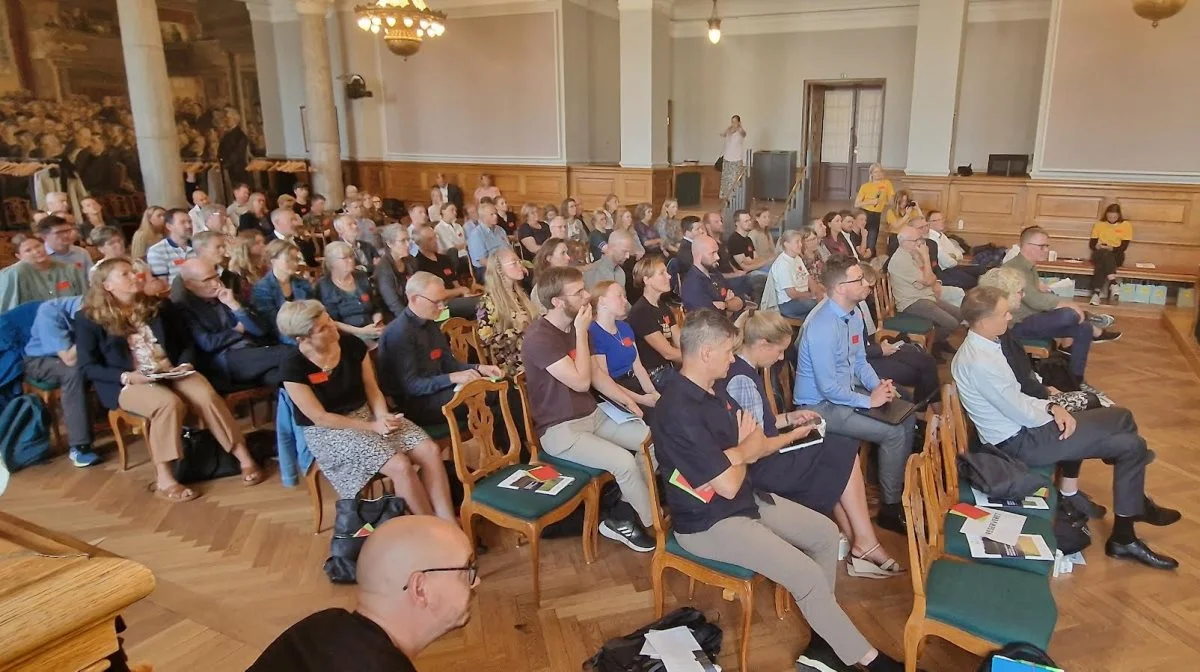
[355, 0, 447, 58]
[1132, 0, 1189, 27]
[707, 0, 722, 44]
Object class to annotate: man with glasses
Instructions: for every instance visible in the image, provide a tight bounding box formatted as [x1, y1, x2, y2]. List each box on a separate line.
[887, 222, 962, 356]
[925, 209, 985, 289]
[36, 214, 92, 277]
[466, 202, 512, 283]
[1003, 226, 1119, 383]
[175, 259, 290, 390]
[250, 516, 478, 672]
[377, 272, 503, 427]
[794, 255, 915, 535]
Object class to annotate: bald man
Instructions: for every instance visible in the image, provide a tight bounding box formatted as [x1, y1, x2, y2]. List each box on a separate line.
[888, 222, 961, 353]
[174, 259, 290, 390]
[251, 516, 477, 672]
[680, 235, 744, 315]
[583, 228, 632, 290]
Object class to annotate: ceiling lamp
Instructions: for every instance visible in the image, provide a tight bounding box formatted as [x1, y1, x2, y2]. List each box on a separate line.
[355, 0, 447, 58]
[1132, 0, 1189, 27]
[707, 0, 722, 44]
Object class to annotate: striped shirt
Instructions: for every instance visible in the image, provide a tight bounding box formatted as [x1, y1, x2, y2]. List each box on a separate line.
[145, 237, 196, 283]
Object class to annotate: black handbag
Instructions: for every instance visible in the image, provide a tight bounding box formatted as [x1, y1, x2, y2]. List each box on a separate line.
[584, 607, 722, 672]
[323, 495, 408, 584]
[173, 427, 241, 484]
[958, 443, 1051, 500]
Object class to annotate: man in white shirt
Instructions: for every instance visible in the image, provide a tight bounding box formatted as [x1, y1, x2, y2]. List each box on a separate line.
[434, 202, 468, 263]
[146, 208, 197, 284]
[888, 223, 961, 354]
[925, 210, 984, 289]
[718, 115, 746, 200]
[761, 229, 817, 319]
[952, 286, 1180, 570]
[189, 189, 210, 231]
[434, 172, 464, 212]
[226, 183, 251, 220]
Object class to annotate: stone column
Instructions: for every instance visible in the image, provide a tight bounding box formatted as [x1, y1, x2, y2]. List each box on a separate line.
[904, 0, 968, 176]
[115, 0, 185, 207]
[618, 0, 672, 168]
[295, 0, 343, 204]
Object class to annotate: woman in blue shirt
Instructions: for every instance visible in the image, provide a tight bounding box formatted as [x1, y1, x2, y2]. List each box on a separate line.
[587, 280, 659, 414]
[251, 239, 314, 342]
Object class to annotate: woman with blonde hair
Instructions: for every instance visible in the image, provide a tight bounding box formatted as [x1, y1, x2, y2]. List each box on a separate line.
[853, 162, 894, 254]
[517, 202, 549, 257]
[654, 198, 681, 255]
[76, 258, 264, 502]
[476, 247, 536, 375]
[130, 206, 166, 260]
[316, 240, 383, 342]
[628, 255, 680, 377]
[614, 208, 646, 260]
[588, 279, 659, 413]
[884, 189, 920, 234]
[228, 229, 267, 301]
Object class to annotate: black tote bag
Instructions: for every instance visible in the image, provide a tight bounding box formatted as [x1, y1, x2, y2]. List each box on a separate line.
[323, 495, 408, 584]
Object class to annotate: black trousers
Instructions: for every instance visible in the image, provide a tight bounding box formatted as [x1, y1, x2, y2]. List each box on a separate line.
[1091, 249, 1124, 292]
[998, 407, 1153, 517]
[222, 345, 292, 388]
[867, 345, 939, 405]
[937, 264, 986, 289]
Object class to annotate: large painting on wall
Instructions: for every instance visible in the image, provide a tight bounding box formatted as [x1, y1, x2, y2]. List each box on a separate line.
[0, 0, 262, 216]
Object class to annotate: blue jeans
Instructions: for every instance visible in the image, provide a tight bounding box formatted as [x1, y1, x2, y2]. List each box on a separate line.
[1011, 307, 1093, 378]
[778, 298, 818, 320]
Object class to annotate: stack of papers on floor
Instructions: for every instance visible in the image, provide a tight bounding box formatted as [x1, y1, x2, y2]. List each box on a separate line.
[638, 626, 719, 671]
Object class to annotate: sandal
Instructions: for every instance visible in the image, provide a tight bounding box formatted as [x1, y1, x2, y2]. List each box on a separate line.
[241, 465, 266, 487]
[846, 543, 906, 579]
[152, 482, 199, 502]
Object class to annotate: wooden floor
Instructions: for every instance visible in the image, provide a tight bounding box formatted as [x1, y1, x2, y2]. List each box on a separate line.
[5, 313, 1200, 671]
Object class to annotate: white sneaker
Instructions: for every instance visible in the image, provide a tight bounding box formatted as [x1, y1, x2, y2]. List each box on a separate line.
[837, 534, 850, 561]
[1089, 293, 1101, 306]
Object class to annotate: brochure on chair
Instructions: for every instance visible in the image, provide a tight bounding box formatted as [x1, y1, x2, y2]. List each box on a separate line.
[497, 465, 575, 496]
[778, 419, 826, 453]
[971, 486, 1049, 510]
[966, 534, 1054, 562]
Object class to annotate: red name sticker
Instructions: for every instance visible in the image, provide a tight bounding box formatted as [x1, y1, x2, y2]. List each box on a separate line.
[567, 349, 577, 360]
[430, 348, 442, 360]
[721, 288, 730, 298]
[308, 371, 330, 384]
[851, 335, 860, 345]
[173, 259, 185, 266]
[621, 337, 634, 347]
[360, 294, 371, 303]
[55, 280, 71, 291]
[748, 245, 755, 255]
[443, 268, 453, 276]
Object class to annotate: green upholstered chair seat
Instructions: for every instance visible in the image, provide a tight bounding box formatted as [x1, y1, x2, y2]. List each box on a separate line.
[25, 378, 60, 392]
[1021, 338, 1053, 352]
[666, 531, 755, 580]
[421, 423, 452, 440]
[925, 559, 1057, 649]
[472, 463, 591, 520]
[538, 451, 608, 479]
[883, 314, 935, 334]
[944, 513, 1057, 576]
[1030, 464, 1056, 479]
[957, 476, 1057, 521]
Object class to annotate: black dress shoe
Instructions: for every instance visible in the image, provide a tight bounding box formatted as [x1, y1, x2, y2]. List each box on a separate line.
[1134, 498, 1182, 527]
[599, 518, 655, 552]
[1105, 538, 1179, 570]
[875, 507, 907, 536]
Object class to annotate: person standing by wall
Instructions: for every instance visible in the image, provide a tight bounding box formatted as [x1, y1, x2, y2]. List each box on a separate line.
[719, 115, 747, 200]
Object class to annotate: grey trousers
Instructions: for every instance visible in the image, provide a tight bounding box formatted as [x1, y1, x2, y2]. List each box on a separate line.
[540, 408, 653, 527]
[901, 298, 961, 341]
[24, 356, 92, 447]
[676, 495, 872, 665]
[802, 400, 914, 504]
[1000, 407, 1152, 517]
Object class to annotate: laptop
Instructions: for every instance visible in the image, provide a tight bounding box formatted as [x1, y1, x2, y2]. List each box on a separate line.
[858, 388, 940, 425]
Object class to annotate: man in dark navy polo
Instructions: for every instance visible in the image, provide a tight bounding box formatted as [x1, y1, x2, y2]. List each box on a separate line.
[650, 309, 906, 672]
[680, 236, 744, 316]
[377, 272, 503, 426]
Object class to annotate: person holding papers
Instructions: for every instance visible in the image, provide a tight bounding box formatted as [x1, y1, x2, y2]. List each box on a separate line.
[651, 309, 908, 672]
[587, 280, 660, 413]
[521, 266, 655, 553]
[952, 287, 1181, 570]
[723, 311, 904, 578]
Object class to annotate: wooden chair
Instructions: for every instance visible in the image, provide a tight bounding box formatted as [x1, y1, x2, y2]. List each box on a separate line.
[759, 359, 794, 420]
[444, 378, 594, 604]
[23, 379, 64, 453]
[639, 439, 790, 672]
[514, 370, 606, 560]
[305, 462, 394, 534]
[223, 385, 275, 429]
[901, 453, 1057, 672]
[872, 274, 936, 348]
[441, 317, 488, 365]
[108, 409, 149, 471]
[1021, 338, 1053, 360]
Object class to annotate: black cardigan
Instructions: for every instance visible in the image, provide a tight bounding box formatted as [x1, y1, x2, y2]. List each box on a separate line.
[76, 301, 196, 409]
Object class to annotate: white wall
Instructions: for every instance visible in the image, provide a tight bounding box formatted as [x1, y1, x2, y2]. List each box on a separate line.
[953, 19, 1048, 170]
[562, 2, 620, 164]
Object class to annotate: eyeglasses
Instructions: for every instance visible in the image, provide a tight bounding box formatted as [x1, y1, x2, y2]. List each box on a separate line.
[416, 294, 447, 308]
[403, 559, 478, 590]
[838, 276, 868, 286]
[1028, 243, 1051, 249]
[199, 274, 220, 283]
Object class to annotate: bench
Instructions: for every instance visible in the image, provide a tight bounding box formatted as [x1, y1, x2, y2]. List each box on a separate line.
[1038, 259, 1199, 287]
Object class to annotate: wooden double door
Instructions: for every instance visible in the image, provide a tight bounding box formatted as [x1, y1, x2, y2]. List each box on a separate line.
[804, 82, 885, 204]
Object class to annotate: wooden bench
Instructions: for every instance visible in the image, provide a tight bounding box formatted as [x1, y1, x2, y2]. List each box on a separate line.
[1038, 259, 1199, 287]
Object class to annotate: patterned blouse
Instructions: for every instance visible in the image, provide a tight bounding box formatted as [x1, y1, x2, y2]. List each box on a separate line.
[127, 323, 172, 374]
[475, 292, 530, 377]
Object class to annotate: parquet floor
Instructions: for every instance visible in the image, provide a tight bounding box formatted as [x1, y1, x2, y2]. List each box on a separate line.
[4, 313, 1200, 671]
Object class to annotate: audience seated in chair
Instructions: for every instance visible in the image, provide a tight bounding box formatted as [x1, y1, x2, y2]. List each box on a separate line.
[649, 309, 909, 672]
[521, 266, 655, 553]
[228, 229, 268, 304]
[761, 229, 821, 320]
[673, 215, 706, 280]
[707, 211, 763, 301]
[23, 296, 99, 467]
[926, 210, 985, 289]
[277, 300, 454, 520]
[476, 248, 535, 377]
[466, 202, 511, 284]
[237, 192, 271, 237]
[681, 236, 744, 317]
[1002, 226, 1120, 383]
[145, 208, 196, 285]
[377, 271, 504, 427]
[252, 239, 314, 343]
[888, 222, 962, 356]
[583, 229, 632, 291]
[857, 264, 941, 408]
[317, 241, 384, 343]
[87, 226, 128, 275]
[727, 208, 774, 275]
[412, 226, 478, 319]
[76, 258, 264, 503]
[175, 259, 290, 391]
[38, 214, 93, 275]
[795, 255, 915, 537]
[170, 230, 242, 301]
[628, 255, 681, 381]
[528, 239, 572, 317]
[270, 207, 318, 267]
[250, 516, 476, 672]
[0, 234, 87, 311]
[433, 201, 468, 271]
[374, 223, 417, 320]
[333, 213, 380, 272]
[588, 280, 660, 413]
[951, 286, 1180, 570]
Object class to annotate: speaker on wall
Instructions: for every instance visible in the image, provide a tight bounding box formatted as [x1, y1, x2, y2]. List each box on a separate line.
[752, 151, 797, 201]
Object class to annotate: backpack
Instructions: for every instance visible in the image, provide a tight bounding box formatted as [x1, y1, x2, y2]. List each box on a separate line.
[970, 244, 1007, 270]
[584, 607, 722, 672]
[0, 394, 52, 472]
[977, 642, 1060, 671]
[1053, 496, 1092, 555]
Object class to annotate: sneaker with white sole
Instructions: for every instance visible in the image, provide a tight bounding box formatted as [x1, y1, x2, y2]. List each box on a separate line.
[1089, 292, 1101, 306]
[69, 447, 103, 468]
[795, 638, 854, 672]
[1094, 329, 1122, 343]
[598, 518, 655, 552]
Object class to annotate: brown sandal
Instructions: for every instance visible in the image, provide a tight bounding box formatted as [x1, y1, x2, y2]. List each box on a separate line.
[241, 465, 265, 487]
[153, 483, 198, 502]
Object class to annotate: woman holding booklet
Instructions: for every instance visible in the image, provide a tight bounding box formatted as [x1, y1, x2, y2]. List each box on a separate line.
[719, 311, 905, 578]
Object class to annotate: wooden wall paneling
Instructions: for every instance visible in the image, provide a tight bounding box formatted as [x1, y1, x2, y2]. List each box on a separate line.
[700, 166, 721, 200]
[899, 177, 950, 214]
[652, 168, 674, 207]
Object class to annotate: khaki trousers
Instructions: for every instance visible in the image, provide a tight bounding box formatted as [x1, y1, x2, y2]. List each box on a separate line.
[117, 374, 244, 463]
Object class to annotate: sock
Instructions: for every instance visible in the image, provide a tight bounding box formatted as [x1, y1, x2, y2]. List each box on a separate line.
[1111, 515, 1136, 544]
[1059, 487, 1078, 497]
[865, 652, 903, 672]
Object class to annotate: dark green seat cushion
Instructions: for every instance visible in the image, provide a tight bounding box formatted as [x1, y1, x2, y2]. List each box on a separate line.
[957, 475, 1057, 521]
[1030, 464, 1056, 479]
[925, 559, 1057, 649]
[1021, 338, 1053, 352]
[666, 530, 755, 580]
[421, 423, 452, 440]
[471, 463, 591, 520]
[943, 513, 1057, 576]
[883, 314, 935, 335]
[538, 451, 609, 480]
[25, 378, 59, 392]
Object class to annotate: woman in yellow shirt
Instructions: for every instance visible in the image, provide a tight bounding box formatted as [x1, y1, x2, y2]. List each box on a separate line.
[853, 163, 895, 254]
[1089, 203, 1133, 305]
